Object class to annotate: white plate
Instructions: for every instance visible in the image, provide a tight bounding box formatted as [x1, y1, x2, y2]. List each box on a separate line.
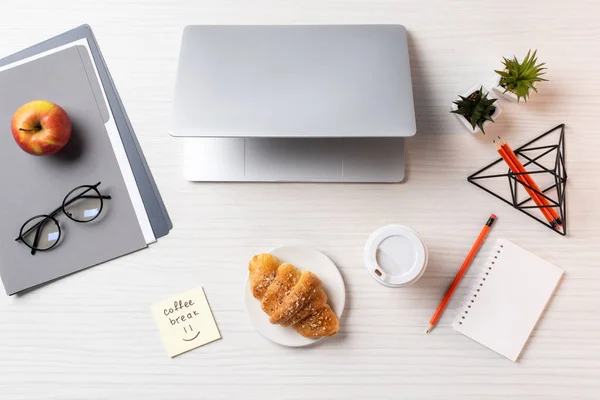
[244, 247, 346, 347]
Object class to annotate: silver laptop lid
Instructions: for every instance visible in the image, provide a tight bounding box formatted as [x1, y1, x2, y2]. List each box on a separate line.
[170, 25, 416, 138]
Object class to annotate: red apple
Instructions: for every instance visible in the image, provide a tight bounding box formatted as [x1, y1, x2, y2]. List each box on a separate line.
[11, 100, 72, 156]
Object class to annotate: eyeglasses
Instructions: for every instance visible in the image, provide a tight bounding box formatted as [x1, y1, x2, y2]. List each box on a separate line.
[15, 182, 112, 255]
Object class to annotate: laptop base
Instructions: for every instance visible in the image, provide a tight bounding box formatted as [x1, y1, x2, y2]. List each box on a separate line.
[183, 137, 405, 183]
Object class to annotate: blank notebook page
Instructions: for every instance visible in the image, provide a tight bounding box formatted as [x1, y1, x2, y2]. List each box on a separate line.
[453, 239, 563, 361]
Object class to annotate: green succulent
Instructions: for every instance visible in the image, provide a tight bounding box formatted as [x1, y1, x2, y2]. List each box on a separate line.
[495, 49, 547, 102]
[451, 87, 497, 134]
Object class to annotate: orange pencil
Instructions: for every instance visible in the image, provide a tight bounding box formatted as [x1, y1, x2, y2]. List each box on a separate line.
[498, 137, 562, 226]
[426, 214, 496, 334]
[494, 141, 556, 227]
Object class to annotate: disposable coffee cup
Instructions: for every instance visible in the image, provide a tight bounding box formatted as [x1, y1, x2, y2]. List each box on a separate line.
[364, 225, 428, 287]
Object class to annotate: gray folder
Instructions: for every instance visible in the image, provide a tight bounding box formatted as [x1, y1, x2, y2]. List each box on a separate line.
[0, 25, 172, 239]
[0, 26, 171, 295]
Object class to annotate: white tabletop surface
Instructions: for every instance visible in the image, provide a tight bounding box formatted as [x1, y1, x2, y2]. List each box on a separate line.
[0, 1, 598, 399]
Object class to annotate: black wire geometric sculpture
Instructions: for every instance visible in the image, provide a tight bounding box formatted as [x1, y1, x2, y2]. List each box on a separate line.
[468, 124, 567, 235]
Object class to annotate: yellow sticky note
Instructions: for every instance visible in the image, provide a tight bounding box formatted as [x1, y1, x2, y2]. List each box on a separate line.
[151, 287, 221, 357]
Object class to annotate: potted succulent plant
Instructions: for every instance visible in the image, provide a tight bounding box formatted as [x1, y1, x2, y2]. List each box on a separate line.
[451, 86, 501, 135]
[492, 49, 547, 102]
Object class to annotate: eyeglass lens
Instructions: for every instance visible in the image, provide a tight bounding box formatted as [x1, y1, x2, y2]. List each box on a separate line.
[20, 216, 61, 251]
[63, 186, 103, 222]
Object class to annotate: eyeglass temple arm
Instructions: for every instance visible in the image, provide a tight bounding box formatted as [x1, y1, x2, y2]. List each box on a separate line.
[61, 183, 111, 208]
[77, 195, 112, 200]
[29, 216, 49, 256]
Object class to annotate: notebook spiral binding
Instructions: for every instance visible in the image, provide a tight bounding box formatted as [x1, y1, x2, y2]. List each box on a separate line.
[454, 241, 505, 327]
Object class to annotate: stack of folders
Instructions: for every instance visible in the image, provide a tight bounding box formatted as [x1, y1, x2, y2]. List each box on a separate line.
[0, 25, 171, 295]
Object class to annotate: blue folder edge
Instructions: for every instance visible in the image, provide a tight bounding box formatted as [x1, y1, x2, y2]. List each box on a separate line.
[0, 25, 172, 239]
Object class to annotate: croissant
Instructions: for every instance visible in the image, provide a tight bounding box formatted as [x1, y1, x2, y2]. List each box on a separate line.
[249, 253, 339, 338]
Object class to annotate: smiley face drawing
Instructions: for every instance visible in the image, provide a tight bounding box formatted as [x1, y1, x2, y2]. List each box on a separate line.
[182, 324, 200, 342]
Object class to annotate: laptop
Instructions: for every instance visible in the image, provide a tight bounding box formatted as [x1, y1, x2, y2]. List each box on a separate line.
[170, 25, 416, 182]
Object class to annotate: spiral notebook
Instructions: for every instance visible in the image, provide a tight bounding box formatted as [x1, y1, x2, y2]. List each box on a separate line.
[453, 239, 564, 361]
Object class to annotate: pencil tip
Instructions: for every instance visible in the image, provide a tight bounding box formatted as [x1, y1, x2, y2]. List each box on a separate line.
[426, 324, 434, 334]
[426, 329, 430, 334]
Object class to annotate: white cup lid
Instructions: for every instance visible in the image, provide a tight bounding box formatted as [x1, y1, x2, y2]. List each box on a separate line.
[364, 225, 428, 287]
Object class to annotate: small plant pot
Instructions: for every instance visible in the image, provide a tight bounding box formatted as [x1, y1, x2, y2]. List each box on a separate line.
[451, 85, 502, 135]
[491, 76, 537, 103]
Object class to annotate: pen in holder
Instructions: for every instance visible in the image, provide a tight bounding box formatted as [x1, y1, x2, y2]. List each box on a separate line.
[468, 124, 567, 235]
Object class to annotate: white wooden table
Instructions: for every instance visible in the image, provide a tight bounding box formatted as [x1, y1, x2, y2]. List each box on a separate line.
[1, 1, 599, 399]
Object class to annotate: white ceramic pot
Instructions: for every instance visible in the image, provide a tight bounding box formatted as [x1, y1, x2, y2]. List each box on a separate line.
[451, 85, 502, 135]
